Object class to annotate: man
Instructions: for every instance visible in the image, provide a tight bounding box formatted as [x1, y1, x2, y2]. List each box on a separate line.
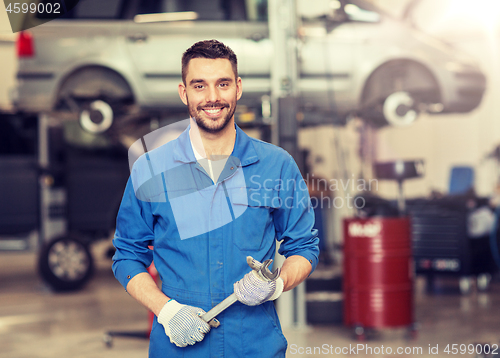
[112, 39, 319, 357]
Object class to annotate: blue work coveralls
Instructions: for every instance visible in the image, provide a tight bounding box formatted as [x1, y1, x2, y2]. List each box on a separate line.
[112, 124, 319, 357]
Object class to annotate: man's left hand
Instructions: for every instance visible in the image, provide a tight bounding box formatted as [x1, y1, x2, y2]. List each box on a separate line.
[233, 259, 284, 306]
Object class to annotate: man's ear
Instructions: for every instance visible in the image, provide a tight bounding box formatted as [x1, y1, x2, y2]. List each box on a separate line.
[236, 77, 243, 101]
[178, 82, 188, 105]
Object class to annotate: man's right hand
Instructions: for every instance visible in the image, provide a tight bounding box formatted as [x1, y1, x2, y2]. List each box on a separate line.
[157, 299, 212, 347]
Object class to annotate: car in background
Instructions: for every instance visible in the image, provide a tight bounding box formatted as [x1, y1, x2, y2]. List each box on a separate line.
[11, 0, 486, 131]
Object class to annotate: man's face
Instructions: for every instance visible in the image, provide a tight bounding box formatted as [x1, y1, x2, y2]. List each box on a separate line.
[178, 58, 242, 134]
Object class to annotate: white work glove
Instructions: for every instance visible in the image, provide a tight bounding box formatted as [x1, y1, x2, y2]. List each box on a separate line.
[157, 299, 217, 347]
[233, 257, 284, 306]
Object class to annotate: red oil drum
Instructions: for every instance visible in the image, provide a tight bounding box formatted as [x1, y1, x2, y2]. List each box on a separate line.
[343, 217, 413, 329]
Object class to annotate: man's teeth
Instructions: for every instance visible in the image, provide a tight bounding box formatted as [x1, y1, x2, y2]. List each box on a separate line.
[204, 108, 222, 114]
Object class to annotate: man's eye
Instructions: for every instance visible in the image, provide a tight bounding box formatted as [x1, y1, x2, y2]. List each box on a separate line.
[219, 83, 229, 88]
[194, 85, 204, 89]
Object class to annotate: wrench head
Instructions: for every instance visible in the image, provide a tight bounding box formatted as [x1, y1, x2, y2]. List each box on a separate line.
[260, 259, 280, 281]
[246, 256, 262, 271]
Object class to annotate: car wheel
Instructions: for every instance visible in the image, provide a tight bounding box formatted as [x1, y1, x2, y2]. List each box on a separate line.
[79, 99, 114, 134]
[57, 66, 135, 134]
[382, 91, 418, 127]
[360, 61, 439, 127]
[38, 236, 94, 291]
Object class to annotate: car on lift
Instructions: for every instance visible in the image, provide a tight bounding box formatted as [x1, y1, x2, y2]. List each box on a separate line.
[4, 0, 487, 291]
[11, 0, 486, 131]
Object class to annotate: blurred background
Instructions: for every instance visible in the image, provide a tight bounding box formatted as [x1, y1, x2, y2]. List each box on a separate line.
[1, 0, 500, 356]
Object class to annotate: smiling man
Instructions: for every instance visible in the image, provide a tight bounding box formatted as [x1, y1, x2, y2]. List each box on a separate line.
[112, 40, 319, 358]
[180, 55, 241, 135]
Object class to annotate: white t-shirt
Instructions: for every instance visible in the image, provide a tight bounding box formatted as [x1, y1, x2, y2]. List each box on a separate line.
[191, 141, 229, 183]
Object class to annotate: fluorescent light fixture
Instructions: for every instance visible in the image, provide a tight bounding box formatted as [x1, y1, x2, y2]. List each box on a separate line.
[134, 11, 198, 24]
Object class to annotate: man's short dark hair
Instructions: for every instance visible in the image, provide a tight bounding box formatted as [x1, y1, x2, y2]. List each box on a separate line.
[182, 39, 238, 84]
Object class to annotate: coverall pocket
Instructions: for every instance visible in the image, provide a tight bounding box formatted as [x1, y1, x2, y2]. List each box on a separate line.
[230, 187, 280, 251]
[239, 303, 287, 357]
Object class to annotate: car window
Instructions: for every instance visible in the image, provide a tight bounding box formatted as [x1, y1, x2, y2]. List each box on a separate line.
[245, 0, 267, 21]
[74, 0, 124, 18]
[136, 0, 266, 21]
[39, 0, 267, 21]
[54, 0, 126, 19]
[138, 0, 229, 20]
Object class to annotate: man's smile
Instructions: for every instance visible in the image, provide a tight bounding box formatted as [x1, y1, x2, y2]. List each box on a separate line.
[199, 104, 229, 118]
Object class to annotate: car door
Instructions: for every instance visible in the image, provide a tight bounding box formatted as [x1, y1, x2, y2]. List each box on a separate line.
[226, 0, 359, 116]
[235, 0, 272, 109]
[297, 0, 359, 115]
[299, 23, 357, 114]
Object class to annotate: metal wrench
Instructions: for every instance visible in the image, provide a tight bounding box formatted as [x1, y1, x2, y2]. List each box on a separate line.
[200, 257, 280, 327]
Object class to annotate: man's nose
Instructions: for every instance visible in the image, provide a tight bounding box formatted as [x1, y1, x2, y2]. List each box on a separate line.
[206, 86, 221, 102]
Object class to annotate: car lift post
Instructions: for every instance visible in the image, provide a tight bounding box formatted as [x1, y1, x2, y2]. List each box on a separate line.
[38, 113, 67, 247]
[269, 0, 307, 330]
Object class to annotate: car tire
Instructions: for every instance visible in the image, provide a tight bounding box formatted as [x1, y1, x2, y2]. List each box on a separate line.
[79, 99, 115, 134]
[38, 235, 94, 291]
[57, 66, 135, 134]
[360, 61, 439, 127]
[382, 91, 418, 127]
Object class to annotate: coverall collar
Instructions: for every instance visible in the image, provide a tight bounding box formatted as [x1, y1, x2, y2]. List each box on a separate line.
[173, 123, 259, 167]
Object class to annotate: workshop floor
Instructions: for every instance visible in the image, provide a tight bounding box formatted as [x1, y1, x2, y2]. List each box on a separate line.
[1, 245, 499, 358]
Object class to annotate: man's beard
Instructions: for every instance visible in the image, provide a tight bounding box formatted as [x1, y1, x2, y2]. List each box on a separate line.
[188, 99, 236, 134]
